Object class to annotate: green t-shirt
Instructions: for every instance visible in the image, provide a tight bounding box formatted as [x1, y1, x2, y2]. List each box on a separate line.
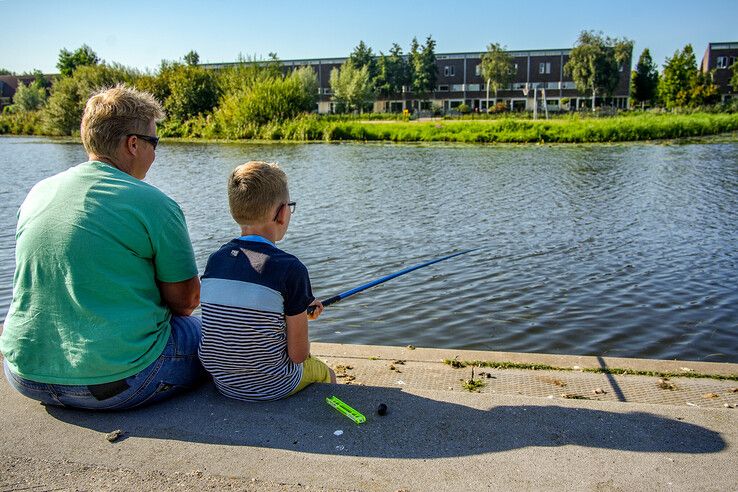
[0, 161, 198, 385]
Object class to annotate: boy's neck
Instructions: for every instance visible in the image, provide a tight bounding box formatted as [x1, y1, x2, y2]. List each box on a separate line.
[239, 224, 280, 244]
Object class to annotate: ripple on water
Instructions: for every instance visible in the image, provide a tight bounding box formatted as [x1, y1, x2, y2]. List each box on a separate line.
[1, 138, 737, 362]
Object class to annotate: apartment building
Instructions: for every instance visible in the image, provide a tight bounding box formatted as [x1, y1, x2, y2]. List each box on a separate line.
[701, 42, 738, 101]
[205, 47, 632, 114]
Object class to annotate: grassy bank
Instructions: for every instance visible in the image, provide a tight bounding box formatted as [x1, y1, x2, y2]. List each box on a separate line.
[282, 112, 738, 143]
[3, 111, 738, 144]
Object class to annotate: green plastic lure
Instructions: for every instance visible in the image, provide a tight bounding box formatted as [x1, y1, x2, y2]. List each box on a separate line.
[326, 396, 366, 424]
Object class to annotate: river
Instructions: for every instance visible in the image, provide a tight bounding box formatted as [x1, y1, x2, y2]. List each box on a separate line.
[1, 136, 736, 362]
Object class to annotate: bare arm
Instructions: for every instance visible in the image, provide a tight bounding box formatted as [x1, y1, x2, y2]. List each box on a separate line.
[285, 299, 323, 364]
[158, 276, 200, 316]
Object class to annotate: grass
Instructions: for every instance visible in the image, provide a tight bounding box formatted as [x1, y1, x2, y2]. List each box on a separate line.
[442, 358, 738, 381]
[4, 110, 738, 144]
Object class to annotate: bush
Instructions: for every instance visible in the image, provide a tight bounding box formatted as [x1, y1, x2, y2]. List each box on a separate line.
[213, 67, 318, 137]
[42, 64, 136, 135]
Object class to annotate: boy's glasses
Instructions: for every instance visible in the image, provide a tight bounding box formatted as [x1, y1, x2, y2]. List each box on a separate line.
[273, 201, 296, 221]
[127, 133, 159, 150]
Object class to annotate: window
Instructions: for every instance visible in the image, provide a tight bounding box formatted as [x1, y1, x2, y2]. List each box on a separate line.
[444, 66, 455, 77]
[475, 64, 481, 76]
[438, 85, 449, 91]
[717, 56, 729, 69]
[467, 83, 481, 91]
[539, 62, 551, 74]
[451, 84, 464, 91]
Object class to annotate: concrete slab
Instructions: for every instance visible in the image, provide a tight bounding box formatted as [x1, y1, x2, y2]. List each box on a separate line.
[1, 344, 737, 491]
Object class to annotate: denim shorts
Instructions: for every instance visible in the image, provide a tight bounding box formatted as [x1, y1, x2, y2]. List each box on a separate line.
[3, 315, 209, 410]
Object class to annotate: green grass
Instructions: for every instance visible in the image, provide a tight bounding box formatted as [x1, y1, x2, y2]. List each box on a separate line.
[442, 358, 738, 381]
[3, 110, 738, 144]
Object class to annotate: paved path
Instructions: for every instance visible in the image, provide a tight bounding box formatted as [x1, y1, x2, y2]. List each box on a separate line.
[1, 343, 737, 491]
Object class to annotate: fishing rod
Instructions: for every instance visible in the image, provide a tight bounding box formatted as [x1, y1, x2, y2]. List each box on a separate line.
[307, 249, 476, 315]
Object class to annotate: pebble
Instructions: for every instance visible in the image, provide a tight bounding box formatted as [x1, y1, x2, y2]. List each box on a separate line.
[377, 403, 388, 416]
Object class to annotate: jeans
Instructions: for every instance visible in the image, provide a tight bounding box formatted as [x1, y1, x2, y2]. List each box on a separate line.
[3, 315, 208, 410]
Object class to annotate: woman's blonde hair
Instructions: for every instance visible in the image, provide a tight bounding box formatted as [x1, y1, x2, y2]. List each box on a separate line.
[80, 84, 164, 160]
[228, 161, 289, 225]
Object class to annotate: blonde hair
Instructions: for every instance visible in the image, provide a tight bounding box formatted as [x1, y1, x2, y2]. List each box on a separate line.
[228, 161, 289, 225]
[80, 84, 165, 160]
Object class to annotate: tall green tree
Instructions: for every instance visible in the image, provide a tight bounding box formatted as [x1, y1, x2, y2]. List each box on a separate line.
[0, 68, 13, 75]
[657, 44, 719, 108]
[731, 59, 738, 93]
[57, 44, 100, 77]
[564, 31, 633, 111]
[329, 60, 373, 113]
[480, 43, 515, 109]
[183, 50, 200, 66]
[12, 80, 47, 112]
[630, 48, 659, 108]
[349, 41, 378, 83]
[376, 43, 410, 98]
[659, 45, 696, 108]
[410, 36, 438, 101]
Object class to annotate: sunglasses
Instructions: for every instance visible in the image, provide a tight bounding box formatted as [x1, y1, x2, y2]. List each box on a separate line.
[127, 133, 159, 150]
[273, 201, 296, 221]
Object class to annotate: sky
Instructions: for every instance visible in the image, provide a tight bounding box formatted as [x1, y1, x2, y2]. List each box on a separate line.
[1, 0, 736, 75]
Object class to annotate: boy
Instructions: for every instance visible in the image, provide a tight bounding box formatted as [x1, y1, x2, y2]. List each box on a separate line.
[199, 161, 336, 401]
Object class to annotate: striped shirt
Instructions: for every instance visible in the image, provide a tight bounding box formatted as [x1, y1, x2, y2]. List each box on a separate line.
[198, 237, 314, 401]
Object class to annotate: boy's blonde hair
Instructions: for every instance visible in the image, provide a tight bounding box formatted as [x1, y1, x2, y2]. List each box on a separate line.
[228, 161, 289, 225]
[81, 84, 165, 160]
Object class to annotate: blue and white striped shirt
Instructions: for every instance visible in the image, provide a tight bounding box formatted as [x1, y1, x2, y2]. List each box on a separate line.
[198, 237, 314, 401]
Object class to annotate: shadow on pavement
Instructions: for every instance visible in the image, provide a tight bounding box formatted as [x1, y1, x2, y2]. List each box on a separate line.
[45, 383, 725, 458]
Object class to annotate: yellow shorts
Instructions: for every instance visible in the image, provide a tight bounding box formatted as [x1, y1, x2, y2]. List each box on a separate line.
[289, 356, 332, 396]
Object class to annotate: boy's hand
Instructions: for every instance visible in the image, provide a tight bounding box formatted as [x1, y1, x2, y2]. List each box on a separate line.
[306, 299, 323, 320]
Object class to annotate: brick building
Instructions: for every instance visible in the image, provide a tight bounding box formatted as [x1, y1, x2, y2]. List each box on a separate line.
[205, 46, 633, 113]
[701, 42, 738, 102]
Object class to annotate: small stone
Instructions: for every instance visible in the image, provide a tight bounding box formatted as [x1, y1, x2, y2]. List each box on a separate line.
[406, 345, 416, 350]
[105, 429, 124, 443]
[703, 393, 720, 399]
[377, 403, 388, 416]
[593, 387, 607, 395]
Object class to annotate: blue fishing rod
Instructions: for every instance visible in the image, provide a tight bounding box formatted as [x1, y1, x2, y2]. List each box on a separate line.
[307, 249, 476, 315]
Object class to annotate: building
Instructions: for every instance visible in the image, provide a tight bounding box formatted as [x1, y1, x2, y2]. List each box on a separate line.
[0, 74, 54, 112]
[203, 46, 633, 114]
[701, 42, 738, 102]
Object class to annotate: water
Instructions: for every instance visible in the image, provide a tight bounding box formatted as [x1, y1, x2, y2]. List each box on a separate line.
[1, 136, 737, 363]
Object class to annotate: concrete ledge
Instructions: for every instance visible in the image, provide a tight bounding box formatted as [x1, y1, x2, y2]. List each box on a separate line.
[1, 343, 737, 491]
[312, 342, 738, 377]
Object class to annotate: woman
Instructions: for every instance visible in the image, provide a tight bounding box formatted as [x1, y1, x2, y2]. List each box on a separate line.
[1, 85, 207, 410]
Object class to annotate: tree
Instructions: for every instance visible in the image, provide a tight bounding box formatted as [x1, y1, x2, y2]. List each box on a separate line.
[183, 50, 200, 66]
[410, 36, 438, 101]
[57, 44, 100, 77]
[349, 41, 378, 82]
[329, 60, 373, 113]
[480, 43, 516, 110]
[161, 64, 220, 121]
[42, 64, 135, 135]
[0, 68, 13, 75]
[731, 59, 738, 93]
[564, 31, 633, 111]
[12, 80, 47, 112]
[630, 48, 659, 108]
[376, 43, 411, 98]
[659, 45, 697, 109]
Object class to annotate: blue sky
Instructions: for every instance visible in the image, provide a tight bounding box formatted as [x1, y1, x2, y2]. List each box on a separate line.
[1, 0, 736, 74]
